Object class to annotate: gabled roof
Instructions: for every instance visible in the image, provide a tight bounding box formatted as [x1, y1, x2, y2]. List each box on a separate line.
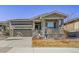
[8, 19, 32, 22]
[32, 11, 67, 20]
[64, 18, 79, 25]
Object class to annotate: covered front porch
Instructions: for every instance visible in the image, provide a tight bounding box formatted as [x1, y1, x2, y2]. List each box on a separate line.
[33, 19, 65, 39]
[32, 11, 67, 39]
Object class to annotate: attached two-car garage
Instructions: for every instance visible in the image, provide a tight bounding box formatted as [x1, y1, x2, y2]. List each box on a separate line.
[10, 20, 33, 37]
[13, 29, 32, 37]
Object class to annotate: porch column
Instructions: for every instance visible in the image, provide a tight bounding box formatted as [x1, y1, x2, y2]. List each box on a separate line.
[9, 21, 13, 37]
[33, 21, 35, 30]
[42, 19, 46, 37]
[56, 20, 59, 28]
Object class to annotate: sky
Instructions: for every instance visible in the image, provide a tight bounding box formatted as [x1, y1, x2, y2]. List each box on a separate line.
[0, 5, 79, 22]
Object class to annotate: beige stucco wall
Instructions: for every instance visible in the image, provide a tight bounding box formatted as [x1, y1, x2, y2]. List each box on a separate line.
[64, 22, 75, 32]
[64, 21, 79, 32]
[74, 21, 79, 31]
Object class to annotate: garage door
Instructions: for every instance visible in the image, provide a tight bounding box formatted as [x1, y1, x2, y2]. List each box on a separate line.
[13, 29, 32, 37]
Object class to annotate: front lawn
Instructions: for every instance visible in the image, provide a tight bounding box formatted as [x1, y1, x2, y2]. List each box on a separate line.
[32, 38, 79, 48]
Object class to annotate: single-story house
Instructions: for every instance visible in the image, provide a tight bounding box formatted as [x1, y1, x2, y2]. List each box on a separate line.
[8, 11, 67, 37]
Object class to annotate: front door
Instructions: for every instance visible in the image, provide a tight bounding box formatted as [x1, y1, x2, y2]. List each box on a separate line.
[35, 22, 41, 30]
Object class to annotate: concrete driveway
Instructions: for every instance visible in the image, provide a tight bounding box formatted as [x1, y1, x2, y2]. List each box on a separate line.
[0, 37, 32, 47]
[6, 37, 32, 47]
[0, 37, 32, 53]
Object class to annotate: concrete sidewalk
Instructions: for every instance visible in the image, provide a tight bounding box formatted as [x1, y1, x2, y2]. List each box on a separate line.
[7, 48, 79, 53]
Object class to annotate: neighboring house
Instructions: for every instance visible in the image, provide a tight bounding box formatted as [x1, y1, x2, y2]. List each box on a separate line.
[64, 18, 79, 37]
[0, 22, 7, 32]
[0, 22, 9, 36]
[8, 11, 67, 37]
[64, 18, 79, 32]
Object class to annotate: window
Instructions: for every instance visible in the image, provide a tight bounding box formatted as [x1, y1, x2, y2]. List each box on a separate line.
[47, 22, 54, 28]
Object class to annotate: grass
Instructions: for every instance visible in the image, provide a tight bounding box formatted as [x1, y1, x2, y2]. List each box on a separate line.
[32, 38, 79, 48]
